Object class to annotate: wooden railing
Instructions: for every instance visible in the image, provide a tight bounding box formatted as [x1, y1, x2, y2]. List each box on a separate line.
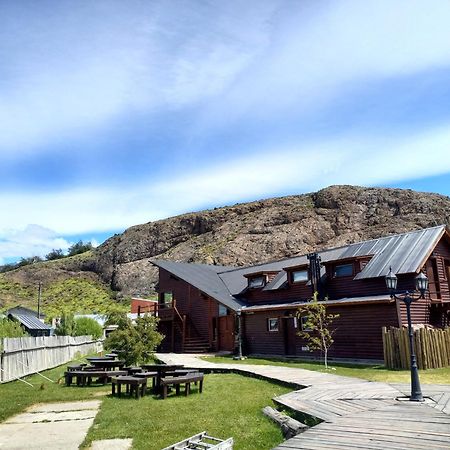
[382, 326, 450, 369]
[135, 300, 187, 352]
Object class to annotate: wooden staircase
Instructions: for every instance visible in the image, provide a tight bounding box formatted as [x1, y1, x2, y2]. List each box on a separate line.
[183, 336, 210, 353]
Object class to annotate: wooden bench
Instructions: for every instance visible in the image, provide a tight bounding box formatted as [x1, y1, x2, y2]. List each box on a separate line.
[64, 370, 127, 386]
[66, 363, 87, 371]
[160, 373, 204, 399]
[111, 376, 147, 399]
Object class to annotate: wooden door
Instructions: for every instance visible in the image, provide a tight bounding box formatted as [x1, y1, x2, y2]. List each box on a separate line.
[218, 315, 235, 351]
[283, 317, 297, 356]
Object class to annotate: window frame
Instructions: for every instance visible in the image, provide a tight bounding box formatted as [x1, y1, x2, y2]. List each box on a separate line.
[248, 275, 266, 289]
[300, 316, 313, 332]
[218, 304, 228, 317]
[267, 317, 279, 332]
[291, 269, 309, 284]
[333, 263, 354, 278]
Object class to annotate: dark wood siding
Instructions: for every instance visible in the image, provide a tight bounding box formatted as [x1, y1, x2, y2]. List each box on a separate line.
[158, 268, 225, 346]
[243, 302, 399, 360]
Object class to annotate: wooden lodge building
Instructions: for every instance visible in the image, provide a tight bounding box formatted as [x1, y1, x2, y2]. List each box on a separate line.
[150, 225, 450, 360]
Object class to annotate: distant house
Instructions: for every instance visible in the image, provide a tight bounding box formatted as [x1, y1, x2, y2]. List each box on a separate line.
[130, 297, 158, 314]
[151, 225, 450, 360]
[7, 306, 51, 337]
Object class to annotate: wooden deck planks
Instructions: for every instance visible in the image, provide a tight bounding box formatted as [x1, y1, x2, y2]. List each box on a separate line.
[155, 353, 450, 450]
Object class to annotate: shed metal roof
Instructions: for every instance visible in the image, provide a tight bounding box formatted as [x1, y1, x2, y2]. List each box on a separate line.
[9, 313, 52, 331]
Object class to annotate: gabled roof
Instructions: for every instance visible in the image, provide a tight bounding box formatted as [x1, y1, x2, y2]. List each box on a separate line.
[7, 306, 45, 318]
[151, 260, 246, 311]
[152, 225, 448, 310]
[8, 313, 52, 331]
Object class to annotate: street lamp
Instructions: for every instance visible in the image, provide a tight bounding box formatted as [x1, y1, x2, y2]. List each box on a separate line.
[234, 310, 244, 360]
[385, 267, 428, 402]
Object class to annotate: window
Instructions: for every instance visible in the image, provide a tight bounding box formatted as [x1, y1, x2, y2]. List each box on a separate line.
[333, 263, 353, 278]
[292, 269, 308, 283]
[267, 318, 279, 332]
[218, 304, 228, 317]
[248, 276, 265, 289]
[300, 316, 312, 331]
[160, 292, 173, 306]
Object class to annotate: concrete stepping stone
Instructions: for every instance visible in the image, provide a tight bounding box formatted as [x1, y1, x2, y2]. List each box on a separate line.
[0, 400, 101, 450]
[90, 438, 133, 449]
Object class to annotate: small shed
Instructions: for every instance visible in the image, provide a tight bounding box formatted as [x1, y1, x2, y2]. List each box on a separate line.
[7, 312, 52, 337]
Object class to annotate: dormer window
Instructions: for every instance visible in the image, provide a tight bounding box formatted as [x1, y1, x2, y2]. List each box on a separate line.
[248, 276, 265, 289]
[334, 263, 353, 278]
[292, 269, 308, 283]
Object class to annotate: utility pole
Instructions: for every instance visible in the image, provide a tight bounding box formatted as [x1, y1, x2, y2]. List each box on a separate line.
[37, 282, 42, 320]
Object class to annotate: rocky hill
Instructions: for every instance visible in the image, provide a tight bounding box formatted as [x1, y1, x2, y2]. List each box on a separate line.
[2, 185, 450, 311]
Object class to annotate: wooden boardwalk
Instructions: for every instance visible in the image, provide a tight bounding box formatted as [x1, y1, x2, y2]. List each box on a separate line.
[156, 354, 450, 450]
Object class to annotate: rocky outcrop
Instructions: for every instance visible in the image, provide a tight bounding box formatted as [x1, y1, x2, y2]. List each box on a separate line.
[92, 185, 450, 296]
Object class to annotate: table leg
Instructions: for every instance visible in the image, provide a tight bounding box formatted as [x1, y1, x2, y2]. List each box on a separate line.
[199, 379, 203, 393]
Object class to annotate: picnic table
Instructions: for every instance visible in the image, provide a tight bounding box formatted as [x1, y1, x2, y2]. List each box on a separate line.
[160, 372, 204, 399]
[87, 359, 125, 370]
[141, 364, 184, 393]
[111, 376, 147, 399]
[65, 369, 127, 386]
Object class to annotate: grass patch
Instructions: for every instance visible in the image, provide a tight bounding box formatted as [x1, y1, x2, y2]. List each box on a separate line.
[0, 359, 110, 422]
[201, 356, 450, 385]
[83, 374, 290, 450]
[1, 362, 291, 450]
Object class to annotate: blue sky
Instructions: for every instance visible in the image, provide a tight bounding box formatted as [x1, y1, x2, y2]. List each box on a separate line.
[1, 0, 450, 264]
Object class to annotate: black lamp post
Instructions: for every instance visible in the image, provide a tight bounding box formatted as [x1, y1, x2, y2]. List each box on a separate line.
[234, 310, 244, 360]
[385, 267, 428, 402]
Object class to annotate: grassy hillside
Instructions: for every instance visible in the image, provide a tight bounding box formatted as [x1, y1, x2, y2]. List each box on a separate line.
[0, 252, 128, 318]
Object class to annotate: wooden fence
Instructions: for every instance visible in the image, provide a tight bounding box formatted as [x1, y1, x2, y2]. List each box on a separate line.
[382, 326, 450, 370]
[0, 335, 103, 383]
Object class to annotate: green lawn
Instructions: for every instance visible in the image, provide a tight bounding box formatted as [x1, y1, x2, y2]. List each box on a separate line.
[201, 356, 450, 385]
[83, 374, 290, 450]
[0, 362, 290, 450]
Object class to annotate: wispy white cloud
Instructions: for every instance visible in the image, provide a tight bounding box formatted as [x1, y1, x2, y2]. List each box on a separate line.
[1, 123, 450, 240]
[2, 1, 450, 158]
[0, 225, 71, 261]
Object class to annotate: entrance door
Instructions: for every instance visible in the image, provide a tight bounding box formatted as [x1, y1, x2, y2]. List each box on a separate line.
[218, 315, 235, 351]
[283, 317, 297, 356]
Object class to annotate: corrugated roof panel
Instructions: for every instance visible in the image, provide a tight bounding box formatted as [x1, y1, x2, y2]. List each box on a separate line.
[11, 314, 52, 330]
[354, 226, 445, 279]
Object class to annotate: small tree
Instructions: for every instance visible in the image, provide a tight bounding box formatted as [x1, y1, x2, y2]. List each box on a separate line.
[0, 318, 27, 338]
[67, 240, 93, 257]
[104, 314, 163, 366]
[297, 292, 339, 369]
[46, 248, 64, 260]
[55, 312, 76, 336]
[74, 317, 103, 340]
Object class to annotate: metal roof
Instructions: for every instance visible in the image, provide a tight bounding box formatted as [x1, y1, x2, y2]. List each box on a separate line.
[151, 260, 246, 311]
[152, 226, 447, 309]
[7, 306, 45, 318]
[353, 225, 446, 279]
[9, 313, 52, 331]
[242, 295, 393, 312]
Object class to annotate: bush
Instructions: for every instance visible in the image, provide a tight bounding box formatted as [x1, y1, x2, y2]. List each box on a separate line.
[54, 313, 76, 336]
[74, 317, 103, 340]
[0, 318, 27, 338]
[104, 314, 163, 365]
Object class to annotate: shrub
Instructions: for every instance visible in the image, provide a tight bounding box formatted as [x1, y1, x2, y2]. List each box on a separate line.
[74, 317, 103, 339]
[54, 312, 76, 336]
[0, 318, 27, 338]
[104, 314, 163, 366]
